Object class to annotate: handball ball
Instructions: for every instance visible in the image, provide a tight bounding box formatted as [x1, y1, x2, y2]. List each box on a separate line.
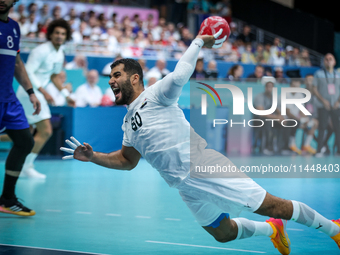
[199, 16, 230, 41]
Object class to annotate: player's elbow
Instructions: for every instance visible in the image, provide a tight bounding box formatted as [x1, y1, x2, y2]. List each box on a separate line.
[173, 61, 194, 86]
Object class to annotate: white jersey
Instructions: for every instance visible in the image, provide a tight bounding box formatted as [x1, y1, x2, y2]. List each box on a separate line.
[122, 80, 207, 188]
[25, 41, 64, 89]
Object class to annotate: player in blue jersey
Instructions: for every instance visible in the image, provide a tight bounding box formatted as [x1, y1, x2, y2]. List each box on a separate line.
[0, 0, 41, 216]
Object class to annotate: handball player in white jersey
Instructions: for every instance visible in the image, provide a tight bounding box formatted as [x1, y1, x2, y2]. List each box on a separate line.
[15, 19, 75, 178]
[62, 30, 340, 254]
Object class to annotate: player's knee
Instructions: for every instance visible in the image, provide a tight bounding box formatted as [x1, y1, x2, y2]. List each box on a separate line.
[13, 131, 34, 155]
[40, 127, 53, 140]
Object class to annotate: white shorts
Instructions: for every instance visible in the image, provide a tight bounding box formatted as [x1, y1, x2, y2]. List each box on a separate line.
[177, 149, 266, 227]
[16, 86, 51, 125]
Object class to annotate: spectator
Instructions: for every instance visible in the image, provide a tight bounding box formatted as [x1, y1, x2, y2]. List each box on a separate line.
[253, 76, 283, 155]
[27, 2, 37, 14]
[37, 4, 49, 25]
[73, 70, 103, 107]
[285, 45, 300, 66]
[313, 53, 340, 156]
[180, 27, 193, 47]
[27, 13, 38, 34]
[145, 59, 170, 80]
[18, 15, 29, 36]
[205, 60, 218, 79]
[191, 58, 207, 79]
[241, 43, 256, 64]
[274, 66, 289, 84]
[305, 74, 331, 154]
[268, 49, 285, 66]
[45, 71, 73, 106]
[65, 54, 88, 73]
[292, 47, 301, 66]
[253, 44, 268, 64]
[52, 6, 62, 20]
[226, 64, 243, 81]
[270, 37, 283, 59]
[17, 4, 28, 18]
[284, 79, 318, 155]
[246, 64, 264, 83]
[299, 49, 312, 67]
[106, 13, 117, 28]
[236, 24, 255, 44]
[138, 59, 149, 76]
[228, 21, 239, 43]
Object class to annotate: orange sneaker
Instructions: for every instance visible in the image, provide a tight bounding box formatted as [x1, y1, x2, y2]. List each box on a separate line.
[289, 145, 301, 155]
[302, 145, 316, 155]
[266, 218, 291, 255]
[331, 219, 340, 249]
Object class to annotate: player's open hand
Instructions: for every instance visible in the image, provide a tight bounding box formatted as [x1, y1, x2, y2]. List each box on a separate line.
[60, 136, 93, 162]
[196, 29, 227, 49]
[29, 94, 41, 115]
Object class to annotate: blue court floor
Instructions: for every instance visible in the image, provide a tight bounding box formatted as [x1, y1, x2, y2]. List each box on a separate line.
[0, 155, 339, 255]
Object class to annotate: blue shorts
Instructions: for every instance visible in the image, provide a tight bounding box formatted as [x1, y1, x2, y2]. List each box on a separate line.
[0, 101, 29, 133]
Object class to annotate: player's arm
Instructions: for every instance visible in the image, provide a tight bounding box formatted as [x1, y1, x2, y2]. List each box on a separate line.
[14, 54, 41, 115]
[60, 137, 141, 170]
[91, 146, 141, 170]
[50, 73, 76, 106]
[153, 30, 226, 105]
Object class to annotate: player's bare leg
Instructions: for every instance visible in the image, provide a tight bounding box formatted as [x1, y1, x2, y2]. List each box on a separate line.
[203, 192, 340, 254]
[21, 119, 52, 179]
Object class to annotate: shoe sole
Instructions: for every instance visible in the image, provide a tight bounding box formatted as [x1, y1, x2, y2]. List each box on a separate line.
[0, 206, 36, 216]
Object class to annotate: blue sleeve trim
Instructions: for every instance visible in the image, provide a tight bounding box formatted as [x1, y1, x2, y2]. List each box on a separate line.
[206, 213, 230, 228]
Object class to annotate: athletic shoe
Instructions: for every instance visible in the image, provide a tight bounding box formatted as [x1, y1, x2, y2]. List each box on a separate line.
[302, 145, 316, 155]
[289, 145, 301, 155]
[266, 218, 291, 255]
[331, 219, 340, 249]
[0, 196, 36, 216]
[315, 152, 325, 158]
[20, 166, 46, 179]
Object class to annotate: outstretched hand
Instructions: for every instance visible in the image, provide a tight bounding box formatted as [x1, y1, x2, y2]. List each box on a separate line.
[60, 136, 93, 162]
[196, 29, 227, 49]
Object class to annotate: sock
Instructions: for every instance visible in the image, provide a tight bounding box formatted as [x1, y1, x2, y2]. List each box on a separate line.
[304, 135, 313, 146]
[233, 218, 274, 239]
[23, 152, 38, 168]
[1, 173, 18, 200]
[290, 200, 340, 237]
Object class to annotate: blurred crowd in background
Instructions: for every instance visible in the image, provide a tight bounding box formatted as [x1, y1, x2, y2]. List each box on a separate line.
[9, 1, 313, 66]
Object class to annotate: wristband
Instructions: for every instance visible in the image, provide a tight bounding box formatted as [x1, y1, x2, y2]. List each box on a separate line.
[26, 88, 34, 95]
[61, 88, 70, 98]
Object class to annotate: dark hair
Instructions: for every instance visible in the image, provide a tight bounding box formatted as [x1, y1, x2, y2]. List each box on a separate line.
[227, 64, 240, 76]
[197, 58, 204, 63]
[110, 58, 144, 86]
[46, 19, 72, 41]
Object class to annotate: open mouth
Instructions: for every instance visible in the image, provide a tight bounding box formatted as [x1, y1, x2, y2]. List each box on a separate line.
[112, 87, 121, 99]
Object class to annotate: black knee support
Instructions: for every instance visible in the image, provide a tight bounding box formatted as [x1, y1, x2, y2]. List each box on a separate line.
[5, 128, 34, 171]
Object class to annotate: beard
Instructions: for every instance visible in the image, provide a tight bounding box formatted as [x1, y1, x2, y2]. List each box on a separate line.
[114, 78, 134, 106]
[0, 3, 13, 15]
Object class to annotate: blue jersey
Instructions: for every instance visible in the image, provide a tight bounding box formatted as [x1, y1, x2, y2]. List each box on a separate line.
[0, 18, 21, 102]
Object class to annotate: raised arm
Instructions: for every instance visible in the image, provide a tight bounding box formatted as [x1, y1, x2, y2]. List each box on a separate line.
[154, 30, 226, 105]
